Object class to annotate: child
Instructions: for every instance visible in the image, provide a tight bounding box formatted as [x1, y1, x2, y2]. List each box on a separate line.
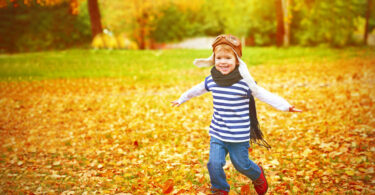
[172, 34, 301, 195]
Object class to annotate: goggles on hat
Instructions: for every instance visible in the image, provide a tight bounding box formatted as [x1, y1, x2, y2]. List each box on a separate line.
[212, 34, 242, 57]
[213, 34, 241, 47]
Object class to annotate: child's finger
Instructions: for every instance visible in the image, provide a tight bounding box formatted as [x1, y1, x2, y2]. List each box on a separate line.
[171, 101, 180, 107]
[291, 108, 302, 112]
[289, 106, 302, 112]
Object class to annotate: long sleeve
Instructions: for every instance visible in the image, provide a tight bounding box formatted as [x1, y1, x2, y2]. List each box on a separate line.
[237, 59, 291, 111]
[252, 85, 291, 112]
[177, 81, 208, 104]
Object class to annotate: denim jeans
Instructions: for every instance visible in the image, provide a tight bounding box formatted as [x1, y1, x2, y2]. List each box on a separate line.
[207, 136, 261, 192]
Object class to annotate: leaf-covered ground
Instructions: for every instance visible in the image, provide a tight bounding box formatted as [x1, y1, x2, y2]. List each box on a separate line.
[0, 56, 374, 194]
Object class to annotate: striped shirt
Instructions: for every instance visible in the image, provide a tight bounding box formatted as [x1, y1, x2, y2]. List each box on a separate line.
[204, 75, 251, 142]
[176, 74, 292, 143]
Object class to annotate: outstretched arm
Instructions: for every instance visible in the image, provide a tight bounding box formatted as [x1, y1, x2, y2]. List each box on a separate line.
[253, 84, 302, 112]
[238, 60, 301, 112]
[171, 81, 208, 107]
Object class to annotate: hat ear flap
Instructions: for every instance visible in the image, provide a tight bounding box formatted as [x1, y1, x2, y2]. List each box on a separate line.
[193, 54, 214, 67]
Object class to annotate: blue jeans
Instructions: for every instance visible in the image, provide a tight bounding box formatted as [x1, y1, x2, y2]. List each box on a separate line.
[207, 136, 261, 192]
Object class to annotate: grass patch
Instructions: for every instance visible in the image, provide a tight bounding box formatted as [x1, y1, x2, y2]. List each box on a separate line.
[0, 47, 373, 83]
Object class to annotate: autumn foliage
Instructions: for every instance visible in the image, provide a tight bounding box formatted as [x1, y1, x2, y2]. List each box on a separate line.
[0, 55, 374, 194]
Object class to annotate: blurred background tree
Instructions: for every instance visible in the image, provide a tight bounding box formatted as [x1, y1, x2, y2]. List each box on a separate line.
[87, 0, 102, 38]
[363, 0, 375, 44]
[150, 0, 206, 44]
[290, 0, 371, 47]
[0, 0, 91, 53]
[0, 0, 374, 52]
[99, 0, 205, 49]
[246, 0, 277, 46]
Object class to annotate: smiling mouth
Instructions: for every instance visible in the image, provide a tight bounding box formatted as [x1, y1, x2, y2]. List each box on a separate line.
[218, 65, 230, 71]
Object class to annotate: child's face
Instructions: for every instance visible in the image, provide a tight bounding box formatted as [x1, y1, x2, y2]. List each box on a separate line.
[214, 50, 237, 75]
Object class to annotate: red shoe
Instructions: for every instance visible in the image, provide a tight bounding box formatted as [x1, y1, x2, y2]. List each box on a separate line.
[211, 189, 228, 195]
[252, 165, 268, 195]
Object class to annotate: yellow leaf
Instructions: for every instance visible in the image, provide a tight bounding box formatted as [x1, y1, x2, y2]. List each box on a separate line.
[270, 159, 279, 165]
[345, 170, 355, 176]
[367, 167, 374, 174]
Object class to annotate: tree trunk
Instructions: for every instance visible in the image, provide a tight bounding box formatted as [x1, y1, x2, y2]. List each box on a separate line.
[87, 0, 103, 38]
[275, 0, 284, 47]
[134, 1, 147, 50]
[137, 12, 147, 50]
[282, 0, 290, 46]
[364, 0, 372, 45]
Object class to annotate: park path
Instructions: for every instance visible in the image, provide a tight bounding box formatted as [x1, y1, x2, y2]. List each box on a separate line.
[165, 37, 215, 49]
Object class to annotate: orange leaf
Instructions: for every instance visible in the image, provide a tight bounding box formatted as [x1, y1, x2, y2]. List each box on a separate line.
[162, 179, 174, 194]
[240, 184, 251, 195]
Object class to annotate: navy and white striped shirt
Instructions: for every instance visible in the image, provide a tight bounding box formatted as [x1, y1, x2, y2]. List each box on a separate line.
[205, 75, 251, 142]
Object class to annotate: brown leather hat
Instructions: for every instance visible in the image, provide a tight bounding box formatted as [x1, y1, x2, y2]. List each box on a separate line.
[212, 34, 242, 58]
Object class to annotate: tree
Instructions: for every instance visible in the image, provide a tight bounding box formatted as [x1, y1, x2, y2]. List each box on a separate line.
[0, 0, 91, 52]
[364, 0, 373, 44]
[1, 0, 102, 38]
[132, 0, 151, 50]
[221, 0, 252, 42]
[87, 0, 102, 38]
[275, 0, 284, 46]
[291, 0, 365, 47]
[282, 0, 291, 46]
[98, 0, 199, 49]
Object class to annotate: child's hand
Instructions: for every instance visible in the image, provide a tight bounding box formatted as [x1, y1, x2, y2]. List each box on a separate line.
[289, 106, 302, 112]
[171, 101, 181, 107]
